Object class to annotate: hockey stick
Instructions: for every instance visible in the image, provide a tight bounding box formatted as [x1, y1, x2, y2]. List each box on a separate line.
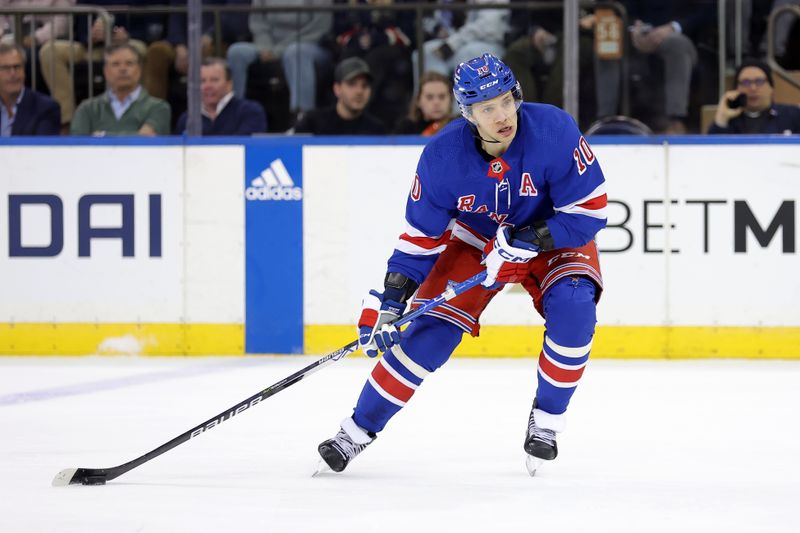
[52, 271, 487, 486]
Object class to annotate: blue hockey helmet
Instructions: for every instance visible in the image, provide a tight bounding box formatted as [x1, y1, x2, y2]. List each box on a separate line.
[453, 53, 523, 119]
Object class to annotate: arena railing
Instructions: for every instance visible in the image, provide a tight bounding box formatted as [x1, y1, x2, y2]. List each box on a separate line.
[0, 6, 112, 99]
[64, 2, 628, 132]
[3, 2, 633, 134]
[766, 3, 800, 94]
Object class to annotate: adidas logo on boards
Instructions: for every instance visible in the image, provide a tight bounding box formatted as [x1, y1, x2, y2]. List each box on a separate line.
[245, 158, 303, 201]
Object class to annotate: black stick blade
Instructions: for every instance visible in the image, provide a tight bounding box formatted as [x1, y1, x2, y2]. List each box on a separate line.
[52, 468, 107, 486]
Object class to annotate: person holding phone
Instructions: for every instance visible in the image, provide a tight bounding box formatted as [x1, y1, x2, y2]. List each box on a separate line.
[708, 59, 800, 135]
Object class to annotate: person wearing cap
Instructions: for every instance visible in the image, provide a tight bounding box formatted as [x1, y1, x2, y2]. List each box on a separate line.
[293, 57, 387, 135]
[708, 59, 800, 135]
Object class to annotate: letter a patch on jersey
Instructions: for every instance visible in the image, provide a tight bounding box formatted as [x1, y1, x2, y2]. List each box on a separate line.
[519, 172, 538, 196]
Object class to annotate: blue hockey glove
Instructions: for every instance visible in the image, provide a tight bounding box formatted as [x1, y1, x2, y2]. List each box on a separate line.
[481, 226, 540, 290]
[357, 290, 406, 357]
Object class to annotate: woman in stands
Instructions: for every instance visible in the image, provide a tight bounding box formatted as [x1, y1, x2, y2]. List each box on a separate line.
[394, 71, 456, 135]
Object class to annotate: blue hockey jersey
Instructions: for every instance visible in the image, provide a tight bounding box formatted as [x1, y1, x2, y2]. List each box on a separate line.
[387, 102, 608, 284]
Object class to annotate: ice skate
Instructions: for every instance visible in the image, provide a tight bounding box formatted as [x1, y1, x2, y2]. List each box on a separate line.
[316, 417, 376, 474]
[523, 400, 562, 476]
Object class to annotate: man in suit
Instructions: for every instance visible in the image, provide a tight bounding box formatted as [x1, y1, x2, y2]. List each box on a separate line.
[0, 43, 60, 136]
[175, 57, 266, 135]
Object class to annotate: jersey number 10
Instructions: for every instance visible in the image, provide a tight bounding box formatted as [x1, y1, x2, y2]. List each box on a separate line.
[573, 136, 596, 175]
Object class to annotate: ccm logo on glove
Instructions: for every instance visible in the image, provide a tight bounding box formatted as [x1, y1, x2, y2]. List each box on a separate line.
[481, 225, 540, 289]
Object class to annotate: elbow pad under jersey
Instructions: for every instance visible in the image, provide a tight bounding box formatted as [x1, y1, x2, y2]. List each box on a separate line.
[383, 272, 419, 304]
[512, 221, 555, 252]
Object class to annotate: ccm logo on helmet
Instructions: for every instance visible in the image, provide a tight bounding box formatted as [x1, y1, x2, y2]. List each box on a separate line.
[479, 79, 499, 91]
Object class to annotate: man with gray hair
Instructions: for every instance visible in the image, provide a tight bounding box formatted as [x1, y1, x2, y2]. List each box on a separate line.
[0, 42, 60, 135]
[71, 43, 170, 136]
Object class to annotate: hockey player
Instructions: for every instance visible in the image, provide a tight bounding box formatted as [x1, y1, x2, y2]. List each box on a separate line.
[317, 53, 607, 475]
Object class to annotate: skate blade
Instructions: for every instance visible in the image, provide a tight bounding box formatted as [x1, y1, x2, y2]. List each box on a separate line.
[311, 458, 331, 478]
[525, 455, 544, 477]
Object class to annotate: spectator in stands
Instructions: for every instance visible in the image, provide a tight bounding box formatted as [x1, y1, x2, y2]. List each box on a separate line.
[0, 0, 74, 96]
[39, 0, 163, 132]
[174, 57, 266, 135]
[502, 0, 596, 126]
[394, 70, 454, 135]
[708, 59, 800, 134]
[412, 0, 510, 85]
[71, 43, 170, 135]
[419, 0, 464, 43]
[595, 1, 715, 134]
[0, 43, 60, 135]
[0, 0, 72, 47]
[144, 0, 249, 101]
[226, 0, 333, 120]
[294, 56, 386, 134]
[333, 0, 415, 131]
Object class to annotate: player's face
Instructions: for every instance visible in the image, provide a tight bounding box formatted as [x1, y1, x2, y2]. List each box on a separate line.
[103, 48, 141, 94]
[736, 66, 772, 112]
[470, 91, 518, 142]
[334, 75, 371, 115]
[0, 50, 26, 99]
[418, 80, 451, 121]
[201, 63, 232, 110]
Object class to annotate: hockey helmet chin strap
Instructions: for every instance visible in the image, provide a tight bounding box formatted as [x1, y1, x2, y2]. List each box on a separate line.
[471, 125, 502, 144]
[467, 107, 522, 145]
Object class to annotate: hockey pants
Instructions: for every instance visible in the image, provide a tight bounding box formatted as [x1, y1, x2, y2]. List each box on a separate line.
[351, 276, 597, 434]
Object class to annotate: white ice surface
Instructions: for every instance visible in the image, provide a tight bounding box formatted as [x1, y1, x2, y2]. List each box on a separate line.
[0, 356, 798, 533]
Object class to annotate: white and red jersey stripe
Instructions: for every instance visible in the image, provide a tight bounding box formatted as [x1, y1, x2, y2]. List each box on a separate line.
[451, 220, 489, 250]
[394, 220, 455, 256]
[554, 183, 608, 220]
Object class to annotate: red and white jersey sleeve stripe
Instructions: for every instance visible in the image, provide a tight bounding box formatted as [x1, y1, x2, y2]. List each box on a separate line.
[554, 183, 608, 220]
[394, 219, 455, 256]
